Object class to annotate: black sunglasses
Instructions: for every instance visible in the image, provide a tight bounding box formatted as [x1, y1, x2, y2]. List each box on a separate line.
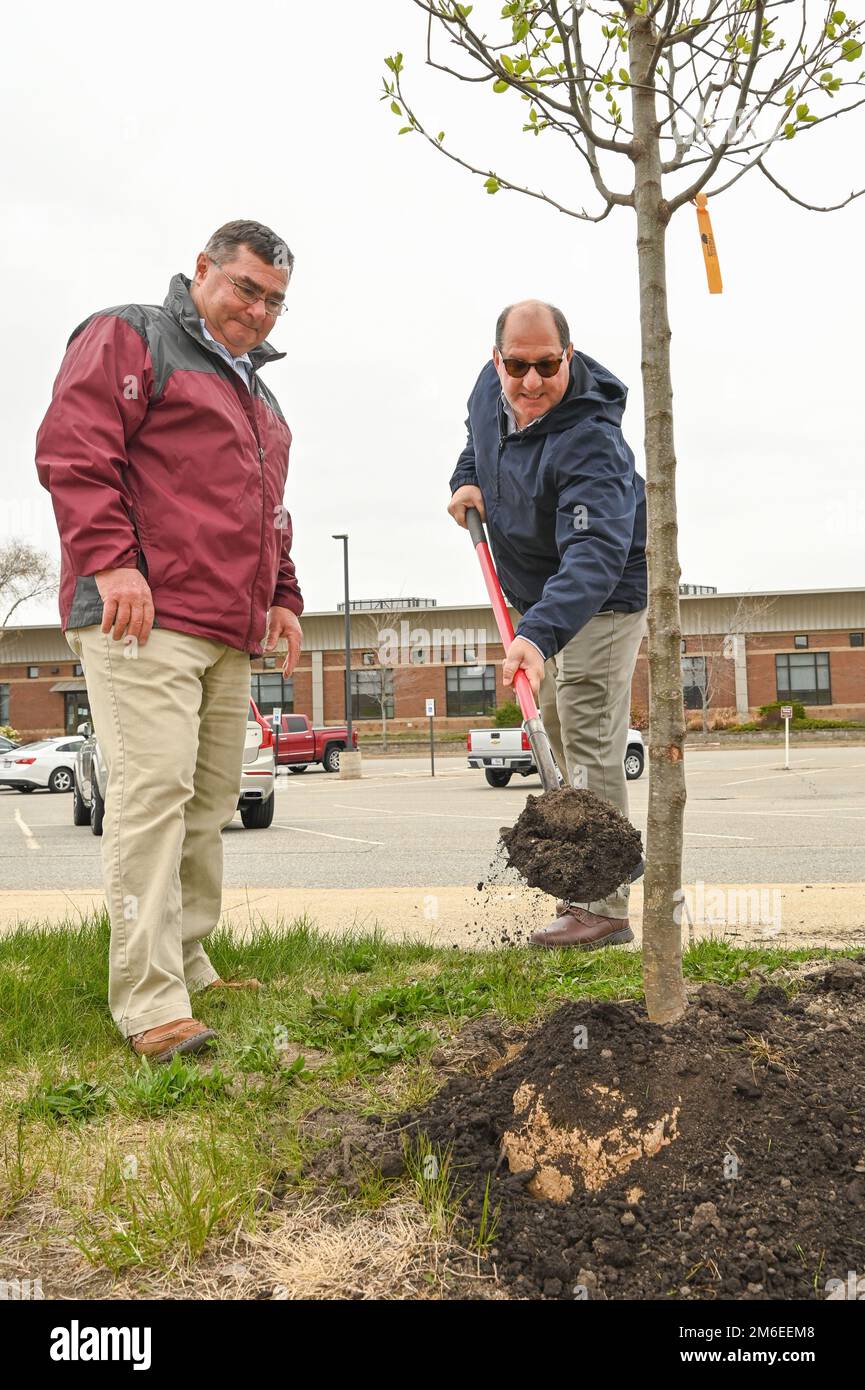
[500, 348, 569, 379]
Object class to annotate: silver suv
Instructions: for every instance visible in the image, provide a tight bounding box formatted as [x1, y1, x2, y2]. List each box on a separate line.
[72, 698, 276, 833]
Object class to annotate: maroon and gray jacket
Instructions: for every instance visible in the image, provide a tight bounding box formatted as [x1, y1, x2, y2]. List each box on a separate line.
[35, 272, 303, 655]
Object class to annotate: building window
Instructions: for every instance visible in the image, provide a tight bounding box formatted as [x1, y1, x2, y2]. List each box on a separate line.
[681, 655, 707, 711]
[793, 634, 808, 649]
[27, 666, 39, 678]
[850, 632, 864, 648]
[0, 684, 9, 725]
[351, 669, 394, 719]
[250, 673, 294, 716]
[65, 692, 92, 735]
[776, 652, 831, 706]
[73, 663, 84, 677]
[446, 664, 496, 717]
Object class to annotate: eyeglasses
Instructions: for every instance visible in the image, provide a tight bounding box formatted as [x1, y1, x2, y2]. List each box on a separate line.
[208, 256, 287, 316]
[500, 349, 569, 379]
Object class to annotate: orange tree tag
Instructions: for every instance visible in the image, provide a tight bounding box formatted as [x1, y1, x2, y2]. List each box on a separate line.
[693, 193, 723, 294]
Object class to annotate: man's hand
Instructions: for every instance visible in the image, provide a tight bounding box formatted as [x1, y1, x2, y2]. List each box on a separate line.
[264, 606, 303, 677]
[503, 636, 545, 699]
[448, 484, 486, 528]
[94, 567, 155, 645]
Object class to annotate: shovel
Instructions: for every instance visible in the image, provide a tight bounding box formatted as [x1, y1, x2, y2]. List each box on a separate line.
[466, 507, 562, 793]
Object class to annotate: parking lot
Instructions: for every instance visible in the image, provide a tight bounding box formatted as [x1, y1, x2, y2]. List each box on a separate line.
[2, 743, 864, 885]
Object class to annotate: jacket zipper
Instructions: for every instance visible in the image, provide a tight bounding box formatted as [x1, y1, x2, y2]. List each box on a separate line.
[231, 368, 268, 652]
[178, 315, 273, 650]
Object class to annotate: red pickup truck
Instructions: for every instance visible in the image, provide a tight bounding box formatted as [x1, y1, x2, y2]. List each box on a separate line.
[268, 713, 358, 772]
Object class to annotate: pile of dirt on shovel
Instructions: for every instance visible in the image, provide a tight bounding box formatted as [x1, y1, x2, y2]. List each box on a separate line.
[389, 958, 865, 1300]
[499, 786, 643, 902]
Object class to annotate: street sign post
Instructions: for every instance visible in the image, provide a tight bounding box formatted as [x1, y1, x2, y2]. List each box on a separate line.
[272, 708, 281, 773]
[780, 704, 793, 769]
[425, 699, 435, 776]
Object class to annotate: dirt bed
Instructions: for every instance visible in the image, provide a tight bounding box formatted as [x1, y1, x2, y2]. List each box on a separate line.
[390, 958, 865, 1299]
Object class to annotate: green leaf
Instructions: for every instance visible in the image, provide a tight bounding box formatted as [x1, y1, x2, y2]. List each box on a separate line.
[437, 131, 445, 142]
[390, 101, 402, 116]
[492, 78, 509, 92]
[795, 102, 810, 119]
[842, 37, 863, 61]
[833, 10, 846, 21]
[484, 176, 501, 194]
[501, 52, 514, 73]
[398, 126, 413, 134]
[618, 67, 629, 81]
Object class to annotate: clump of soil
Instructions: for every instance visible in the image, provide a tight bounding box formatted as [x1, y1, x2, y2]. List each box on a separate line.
[391, 958, 865, 1300]
[499, 787, 643, 902]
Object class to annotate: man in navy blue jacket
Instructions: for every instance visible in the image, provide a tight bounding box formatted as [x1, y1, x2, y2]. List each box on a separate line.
[449, 300, 647, 949]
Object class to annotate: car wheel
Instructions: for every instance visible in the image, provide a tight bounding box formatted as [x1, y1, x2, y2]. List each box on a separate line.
[49, 767, 74, 793]
[287, 765, 308, 774]
[72, 778, 91, 826]
[323, 745, 341, 773]
[91, 779, 105, 836]
[485, 768, 513, 787]
[240, 794, 275, 828]
[624, 748, 644, 780]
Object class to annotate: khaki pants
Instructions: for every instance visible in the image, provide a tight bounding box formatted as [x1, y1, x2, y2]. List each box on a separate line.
[65, 626, 251, 1038]
[515, 607, 647, 919]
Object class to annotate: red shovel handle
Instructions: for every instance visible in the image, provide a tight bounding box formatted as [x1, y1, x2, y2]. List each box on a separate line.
[465, 507, 539, 724]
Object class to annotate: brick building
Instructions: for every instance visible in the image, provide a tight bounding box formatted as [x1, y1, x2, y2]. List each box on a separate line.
[1, 586, 863, 739]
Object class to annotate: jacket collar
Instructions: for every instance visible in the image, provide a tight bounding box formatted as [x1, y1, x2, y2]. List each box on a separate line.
[164, 272, 287, 371]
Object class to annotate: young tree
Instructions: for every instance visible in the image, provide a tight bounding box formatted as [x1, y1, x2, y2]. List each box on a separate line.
[686, 592, 777, 731]
[383, 0, 863, 1022]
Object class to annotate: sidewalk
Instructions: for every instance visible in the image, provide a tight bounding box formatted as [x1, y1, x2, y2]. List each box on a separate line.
[1, 884, 862, 949]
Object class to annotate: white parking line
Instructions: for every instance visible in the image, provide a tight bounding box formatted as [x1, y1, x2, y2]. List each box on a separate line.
[14, 809, 40, 851]
[723, 764, 865, 787]
[273, 823, 385, 846]
[684, 831, 754, 840]
[332, 802, 506, 822]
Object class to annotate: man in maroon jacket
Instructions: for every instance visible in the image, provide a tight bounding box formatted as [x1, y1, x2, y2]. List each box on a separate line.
[36, 219, 303, 1062]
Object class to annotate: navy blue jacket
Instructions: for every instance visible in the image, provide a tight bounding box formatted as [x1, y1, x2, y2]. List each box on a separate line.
[450, 351, 647, 660]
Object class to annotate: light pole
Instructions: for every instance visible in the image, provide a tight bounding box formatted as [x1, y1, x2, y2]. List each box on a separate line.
[332, 532, 360, 778]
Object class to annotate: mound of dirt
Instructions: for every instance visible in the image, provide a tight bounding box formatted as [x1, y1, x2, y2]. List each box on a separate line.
[394, 959, 865, 1299]
[499, 787, 643, 902]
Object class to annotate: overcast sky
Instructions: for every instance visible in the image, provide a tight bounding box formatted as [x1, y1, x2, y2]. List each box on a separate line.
[2, 0, 863, 627]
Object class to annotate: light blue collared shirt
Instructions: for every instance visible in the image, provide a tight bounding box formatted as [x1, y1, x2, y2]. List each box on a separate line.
[200, 318, 253, 386]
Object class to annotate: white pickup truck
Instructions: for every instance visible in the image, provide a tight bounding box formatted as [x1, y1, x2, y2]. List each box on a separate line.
[467, 726, 645, 787]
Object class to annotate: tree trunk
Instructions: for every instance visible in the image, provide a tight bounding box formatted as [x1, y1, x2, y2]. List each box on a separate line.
[630, 14, 687, 1023]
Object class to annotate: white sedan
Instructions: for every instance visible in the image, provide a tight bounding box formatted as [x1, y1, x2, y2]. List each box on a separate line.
[0, 737, 86, 793]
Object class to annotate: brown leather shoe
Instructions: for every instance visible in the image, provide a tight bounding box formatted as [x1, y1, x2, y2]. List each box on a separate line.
[130, 1018, 217, 1063]
[532, 905, 634, 950]
[204, 977, 262, 992]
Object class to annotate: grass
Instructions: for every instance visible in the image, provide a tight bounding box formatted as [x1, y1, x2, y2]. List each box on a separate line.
[0, 911, 855, 1295]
